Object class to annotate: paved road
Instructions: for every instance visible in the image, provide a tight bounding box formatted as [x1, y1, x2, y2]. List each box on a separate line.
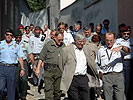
[26, 77, 104, 100]
[26, 78, 45, 100]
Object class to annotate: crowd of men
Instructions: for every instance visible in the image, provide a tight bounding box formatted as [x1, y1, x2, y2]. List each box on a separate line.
[0, 19, 132, 100]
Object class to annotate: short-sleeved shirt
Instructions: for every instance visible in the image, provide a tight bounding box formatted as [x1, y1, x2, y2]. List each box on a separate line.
[64, 31, 74, 46]
[20, 40, 33, 60]
[95, 43, 127, 74]
[39, 40, 65, 65]
[0, 40, 24, 64]
[29, 35, 45, 54]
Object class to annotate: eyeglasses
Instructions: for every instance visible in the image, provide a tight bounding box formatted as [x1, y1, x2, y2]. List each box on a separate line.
[6, 34, 13, 37]
[123, 33, 130, 35]
[58, 39, 63, 42]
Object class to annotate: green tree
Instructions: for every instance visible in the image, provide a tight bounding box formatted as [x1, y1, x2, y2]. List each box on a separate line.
[27, 0, 46, 12]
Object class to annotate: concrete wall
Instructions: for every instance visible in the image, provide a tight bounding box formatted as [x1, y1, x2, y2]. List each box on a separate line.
[46, 0, 60, 30]
[118, 0, 133, 34]
[0, 0, 30, 40]
[60, 0, 118, 34]
[21, 9, 47, 29]
[1, 0, 19, 40]
[18, 0, 30, 26]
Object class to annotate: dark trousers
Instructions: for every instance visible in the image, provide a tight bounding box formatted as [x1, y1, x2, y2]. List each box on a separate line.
[16, 61, 28, 99]
[0, 65, 16, 100]
[67, 75, 90, 100]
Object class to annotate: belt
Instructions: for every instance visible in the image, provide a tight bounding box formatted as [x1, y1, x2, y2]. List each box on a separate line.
[103, 71, 122, 75]
[0, 62, 17, 67]
[33, 53, 39, 56]
[124, 59, 131, 61]
[74, 75, 86, 77]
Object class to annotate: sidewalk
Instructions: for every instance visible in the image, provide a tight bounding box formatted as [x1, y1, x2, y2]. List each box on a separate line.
[26, 78, 45, 100]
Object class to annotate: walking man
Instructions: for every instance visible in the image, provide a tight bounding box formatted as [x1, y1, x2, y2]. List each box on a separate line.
[59, 32, 98, 100]
[96, 31, 130, 100]
[0, 29, 24, 100]
[36, 31, 65, 100]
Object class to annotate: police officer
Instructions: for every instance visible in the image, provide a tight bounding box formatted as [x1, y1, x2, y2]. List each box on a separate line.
[0, 29, 24, 100]
[14, 29, 36, 100]
[29, 26, 45, 86]
[96, 31, 130, 100]
[115, 26, 131, 98]
[36, 31, 65, 100]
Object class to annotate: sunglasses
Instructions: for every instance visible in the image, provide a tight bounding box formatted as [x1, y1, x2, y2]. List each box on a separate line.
[6, 34, 13, 37]
[123, 33, 130, 35]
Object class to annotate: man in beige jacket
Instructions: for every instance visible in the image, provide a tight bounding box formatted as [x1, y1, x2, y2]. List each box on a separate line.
[59, 32, 98, 100]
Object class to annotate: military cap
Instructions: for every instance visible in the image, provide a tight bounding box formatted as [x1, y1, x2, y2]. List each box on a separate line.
[14, 29, 22, 37]
[5, 28, 14, 35]
[25, 26, 30, 30]
[120, 26, 129, 32]
[35, 26, 41, 30]
[17, 25, 24, 29]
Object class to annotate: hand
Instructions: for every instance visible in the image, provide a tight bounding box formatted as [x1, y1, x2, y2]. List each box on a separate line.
[112, 46, 122, 54]
[99, 71, 103, 79]
[20, 70, 25, 77]
[41, 62, 44, 68]
[35, 68, 40, 77]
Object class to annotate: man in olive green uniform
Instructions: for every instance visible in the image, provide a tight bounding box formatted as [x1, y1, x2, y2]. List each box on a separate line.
[36, 31, 65, 100]
[14, 29, 36, 100]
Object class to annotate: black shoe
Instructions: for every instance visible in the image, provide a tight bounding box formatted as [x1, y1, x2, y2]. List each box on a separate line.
[38, 86, 41, 94]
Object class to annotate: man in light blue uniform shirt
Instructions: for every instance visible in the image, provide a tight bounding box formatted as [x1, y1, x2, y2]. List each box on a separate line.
[0, 29, 24, 100]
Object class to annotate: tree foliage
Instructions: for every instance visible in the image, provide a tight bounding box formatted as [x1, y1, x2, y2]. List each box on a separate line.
[27, 0, 46, 12]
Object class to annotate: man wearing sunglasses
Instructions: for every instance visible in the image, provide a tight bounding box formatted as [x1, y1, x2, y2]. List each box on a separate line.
[0, 29, 24, 100]
[36, 31, 65, 100]
[115, 26, 131, 99]
[14, 29, 36, 100]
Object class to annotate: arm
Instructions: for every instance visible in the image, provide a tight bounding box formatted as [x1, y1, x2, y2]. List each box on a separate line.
[95, 49, 103, 78]
[28, 53, 37, 71]
[112, 46, 130, 54]
[35, 43, 47, 76]
[35, 59, 43, 76]
[19, 57, 25, 77]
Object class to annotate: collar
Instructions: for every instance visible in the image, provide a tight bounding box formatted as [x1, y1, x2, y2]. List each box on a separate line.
[73, 44, 83, 51]
[4, 40, 14, 46]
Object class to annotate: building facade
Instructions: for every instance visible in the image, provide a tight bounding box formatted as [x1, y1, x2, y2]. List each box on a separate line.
[0, 0, 30, 40]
